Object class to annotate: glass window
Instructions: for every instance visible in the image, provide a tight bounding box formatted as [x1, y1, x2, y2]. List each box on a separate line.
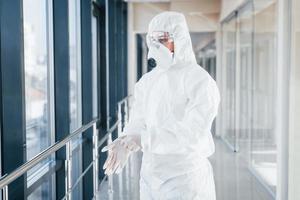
[238, 3, 253, 161]
[68, 0, 82, 199]
[221, 16, 238, 150]
[219, 1, 278, 196]
[251, 0, 278, 194]
[23, 0, 55, 199]
[92, 10, 98, 118]
[69, 0, 82, 132]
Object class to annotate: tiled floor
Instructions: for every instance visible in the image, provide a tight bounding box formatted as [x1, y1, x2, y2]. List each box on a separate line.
[97, 138, 274, 200]
[210, 138, 274, 200]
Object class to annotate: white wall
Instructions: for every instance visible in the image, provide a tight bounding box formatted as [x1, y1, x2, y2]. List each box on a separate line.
[289, 0, 300, 199]
[220, 0, 245, 20]
[289, 31, 300, 200]
[127, 3, 136, 95]
[133, 3, 170, 33]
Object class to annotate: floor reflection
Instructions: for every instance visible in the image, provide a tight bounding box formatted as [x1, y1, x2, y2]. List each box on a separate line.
[98, 138, 274, 200]
[210, 138, 274, 200]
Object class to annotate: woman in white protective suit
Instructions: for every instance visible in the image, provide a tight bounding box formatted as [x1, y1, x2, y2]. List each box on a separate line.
[102, 11, 220, 200]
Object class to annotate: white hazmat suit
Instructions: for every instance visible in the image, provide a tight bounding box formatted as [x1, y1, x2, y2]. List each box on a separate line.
[103, 11, 220, 200]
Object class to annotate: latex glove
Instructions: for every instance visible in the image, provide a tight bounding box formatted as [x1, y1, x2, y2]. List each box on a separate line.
[101, 135, 141, 175]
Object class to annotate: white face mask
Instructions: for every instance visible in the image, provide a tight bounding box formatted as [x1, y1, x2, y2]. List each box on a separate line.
[147, 41, 174, 69]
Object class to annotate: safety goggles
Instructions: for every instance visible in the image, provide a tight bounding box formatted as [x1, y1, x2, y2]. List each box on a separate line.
[149, 31, 174, 44]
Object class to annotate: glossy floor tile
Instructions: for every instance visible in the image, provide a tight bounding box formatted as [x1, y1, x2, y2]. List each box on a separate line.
[210, 138, 274, 200]
[97, 138, 274, 200]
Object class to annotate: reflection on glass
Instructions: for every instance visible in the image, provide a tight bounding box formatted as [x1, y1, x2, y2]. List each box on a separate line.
[26, 158, 55, 200]
[27, 181, 53, 200]
[251, 1, 278, 194]
[198, 43, 217, 135]
[219, 1, 278, 195]
[221, 17, 237, 150]
[23, 0, 54, 199]
[69, 0, 82, 132]
[197, 43, 217, 80]
[24, 0, 50, 162]
[92, 12, 98, 118]
[69, 0, 82, 199]
[238, 4, 253, 161]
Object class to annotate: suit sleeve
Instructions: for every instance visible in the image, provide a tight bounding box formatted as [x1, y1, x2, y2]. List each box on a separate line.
[121, 79, 146, 137]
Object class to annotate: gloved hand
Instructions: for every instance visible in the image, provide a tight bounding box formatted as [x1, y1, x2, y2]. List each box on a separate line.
[101, 135, 141, 175]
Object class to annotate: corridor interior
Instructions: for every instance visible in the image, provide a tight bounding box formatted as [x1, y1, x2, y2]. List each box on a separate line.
[0, 0, 299, 200]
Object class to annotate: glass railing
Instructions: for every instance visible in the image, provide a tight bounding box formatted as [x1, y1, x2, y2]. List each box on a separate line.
[100, 95, 140, 200]
[0, 96, 133, 200]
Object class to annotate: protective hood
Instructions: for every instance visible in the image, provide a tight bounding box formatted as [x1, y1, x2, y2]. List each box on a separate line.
[146, 11, 197, 67]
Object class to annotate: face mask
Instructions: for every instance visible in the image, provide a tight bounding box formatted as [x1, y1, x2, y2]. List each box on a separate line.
[147, 41, 174, 69]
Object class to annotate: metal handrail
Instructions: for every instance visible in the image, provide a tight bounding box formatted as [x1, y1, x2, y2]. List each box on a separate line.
[0, 95, 131, 199]
[0, 118, 98, 189]
[98, 119, 120, 149]
[117, 95, 132, 106]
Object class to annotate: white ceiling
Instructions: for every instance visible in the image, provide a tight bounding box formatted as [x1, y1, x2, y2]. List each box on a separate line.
[131, 0, 221, 32]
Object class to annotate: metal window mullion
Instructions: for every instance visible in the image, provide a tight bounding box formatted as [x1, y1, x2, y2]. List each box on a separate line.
[92, 123, 99, 197]
[0, 0, 25, 198]
[76, 0, 83, 198]
[53, 0, 70, 199]
[235, 11, 240, 153]
[65, 142, 72, 200]
[117, 103, 122, 135]
[46, 0, 56, 197]
[81, 0, 95, 198]
[2, 186, 8, 200]
[117, 103, 123, 198]
[105, 0, 114, 199]
[76, 0, 83, 129]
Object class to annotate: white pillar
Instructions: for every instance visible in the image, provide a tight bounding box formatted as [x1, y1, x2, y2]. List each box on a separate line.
[288, 0, 300, 199]
[127, 3, 138, 95]
[276, 0, 291, 199]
